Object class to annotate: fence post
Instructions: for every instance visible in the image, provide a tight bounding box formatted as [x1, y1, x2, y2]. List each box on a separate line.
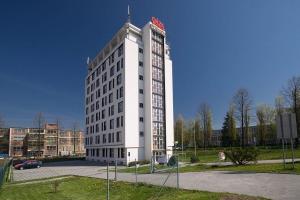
[106, 162, 109, 200]
[115, 159, 117, 181]
[135, 159, 137, 185]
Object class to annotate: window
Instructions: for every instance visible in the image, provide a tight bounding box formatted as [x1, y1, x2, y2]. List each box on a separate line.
[103, 84, 107, 94]
[118, 101, 123, 113]
[101, 109, 105, 119]
[110, 66, 114, 77]
[139, 75, 143, 80]
[139, 103, 143, 108]
[121, 58, 124, 68]
[139, 48, 143, 54]
[117, 61, 120, 72]
[102, 72, 107, 83]
[116, 117, 120, 128]
[139, 89, 143, 94]
[139, 61, 143, 67]
[140, 131, 144, 136]
[139, 117, 144, 122]
[118, 44, 123, 57]
[110, 148, 114, 158]
[103, 134, 106, 143]
[109, 93, 113, 103]
[116, 132, 120, 142]
[119, 87, 124, 98]
[110, 119, 114, 129]
[108, 133, 111, 143]
[117, 74, 122, 85]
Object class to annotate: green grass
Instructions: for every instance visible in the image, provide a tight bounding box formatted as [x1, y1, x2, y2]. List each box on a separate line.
[179, 162, 300, 174]
[119, 162, 300, 175]
[178, 147, 300, 163]
[0, 176, 266, 200]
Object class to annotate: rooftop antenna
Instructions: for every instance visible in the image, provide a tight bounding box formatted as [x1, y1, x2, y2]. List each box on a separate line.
[127, 5, 131, 23]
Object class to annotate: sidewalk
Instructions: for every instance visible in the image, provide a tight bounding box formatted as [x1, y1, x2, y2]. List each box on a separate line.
[204, 158, 300, 166]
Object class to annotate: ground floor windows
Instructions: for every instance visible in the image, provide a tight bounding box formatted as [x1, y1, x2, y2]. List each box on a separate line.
[87, 147, 125, 159]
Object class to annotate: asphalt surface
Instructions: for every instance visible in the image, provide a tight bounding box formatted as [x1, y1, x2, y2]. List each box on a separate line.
[12, 160, 300, 200]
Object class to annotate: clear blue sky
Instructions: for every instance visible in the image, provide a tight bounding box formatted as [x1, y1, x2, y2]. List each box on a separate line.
[0, 0, 300, 129]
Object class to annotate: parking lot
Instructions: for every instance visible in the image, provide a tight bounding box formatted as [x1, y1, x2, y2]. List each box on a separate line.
[12, 160, 108, 182]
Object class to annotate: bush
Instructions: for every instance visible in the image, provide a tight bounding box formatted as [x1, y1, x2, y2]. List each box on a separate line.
[190, 155, 200, 163]
[224, 147, 259, 165]
[128, 160, 150, 167]
[167, 156, 177, 167]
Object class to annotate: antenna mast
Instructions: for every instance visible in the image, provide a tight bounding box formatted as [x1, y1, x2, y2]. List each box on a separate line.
[127, 5, 131, 23]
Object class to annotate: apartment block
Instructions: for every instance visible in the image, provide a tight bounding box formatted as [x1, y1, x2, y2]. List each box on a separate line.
[85, 17, 174, 164]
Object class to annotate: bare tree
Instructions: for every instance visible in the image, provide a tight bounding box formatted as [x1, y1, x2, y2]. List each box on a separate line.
[0, 114, 4, 128]
[256, 104, 276, 146]
[72, 122, 79, 156]
[55, 118, 63, 157]
[275, 95, 285, 116]
[198, 103, 213, 150]
[281, 76, 300, 141]
[33, 112, 45, 157]
[232, 88, 252, 148]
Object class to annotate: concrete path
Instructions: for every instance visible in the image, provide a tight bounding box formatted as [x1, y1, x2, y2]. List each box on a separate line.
[204, 158, 300, 166]
[12, 160, 300, 200]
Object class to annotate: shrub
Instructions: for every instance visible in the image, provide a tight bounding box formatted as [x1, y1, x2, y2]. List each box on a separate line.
[190, 155, 200, 163]
[224, 147, 259, 165]
[167, 156, 177, 167]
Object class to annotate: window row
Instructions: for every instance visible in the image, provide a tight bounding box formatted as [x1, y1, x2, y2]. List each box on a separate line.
[86, 147, 125, 159]
[86, 115, 123, 134]
[86, 44, 124, 85]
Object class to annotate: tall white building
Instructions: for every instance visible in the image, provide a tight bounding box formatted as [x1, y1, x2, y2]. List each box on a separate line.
[85, 17, 174, 164]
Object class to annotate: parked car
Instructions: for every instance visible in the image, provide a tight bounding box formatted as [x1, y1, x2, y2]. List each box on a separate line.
[12, 159, 25, 167]
[14, 160, 42, 170]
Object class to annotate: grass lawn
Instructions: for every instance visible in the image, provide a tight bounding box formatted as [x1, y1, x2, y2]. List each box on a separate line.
[179, 162, 300, 174]
[0, 176, 266, 200]
[118, 162, 300, 175]
[178, 147, 300, 163]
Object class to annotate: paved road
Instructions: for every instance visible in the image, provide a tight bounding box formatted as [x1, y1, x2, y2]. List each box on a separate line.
[13, 160, 300, 200]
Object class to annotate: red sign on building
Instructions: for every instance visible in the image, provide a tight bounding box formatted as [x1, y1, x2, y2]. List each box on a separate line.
[151, 17, 165, 31]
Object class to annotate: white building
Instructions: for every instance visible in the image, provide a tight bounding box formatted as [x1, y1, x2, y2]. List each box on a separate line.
[85, 17, 174, 164]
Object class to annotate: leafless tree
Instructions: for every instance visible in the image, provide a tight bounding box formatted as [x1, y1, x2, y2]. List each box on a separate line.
[198, 103, 212, 150]
[275, 95, 285, 116]
[55, 118, 63, 157]
[232, 88, 252, 148]
[33, 112, 45, 157]
[0, 114, 4, 128]
[281, 76, 300, 140]
[72, 122, 79, 156]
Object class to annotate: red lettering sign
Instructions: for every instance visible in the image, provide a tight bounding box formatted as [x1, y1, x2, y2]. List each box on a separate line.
[151, 17, 165, 31]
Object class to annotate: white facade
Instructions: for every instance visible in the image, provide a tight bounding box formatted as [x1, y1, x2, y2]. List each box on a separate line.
[84, 19, 173, 165]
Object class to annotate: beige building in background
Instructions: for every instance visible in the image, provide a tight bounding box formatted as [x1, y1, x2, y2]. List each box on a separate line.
[8, 124, 85, 158]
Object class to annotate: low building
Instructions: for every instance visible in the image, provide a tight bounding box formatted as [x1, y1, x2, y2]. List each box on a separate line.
[8, 124, 85, 158]
[9, 128, 27, 157]
[0, 128, 10, 156]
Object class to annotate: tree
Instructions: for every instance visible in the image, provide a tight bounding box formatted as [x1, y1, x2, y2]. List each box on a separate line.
[194, 117, 202, 148]
[55, 118, 63, 156]
[72, 122, 79, 155]
[221, 107, 237, 147]
[33, 112, 45, 157]
[232, 88, 252, 148]
[174, 115, 184, 148]
[275, 95, 285, 116]
[256, 104, 276, 146]
[282, 76, 300, 142]
[198, 103, 213, 150]
[0, 114, 4, 128]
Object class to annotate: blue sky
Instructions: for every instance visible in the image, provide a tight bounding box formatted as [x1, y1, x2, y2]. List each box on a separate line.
[0, 0, 300, 129]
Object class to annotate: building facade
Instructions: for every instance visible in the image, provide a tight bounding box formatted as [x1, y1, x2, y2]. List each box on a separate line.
[0, 128, 9, 156]
[85, 18, 174, 164]
[8, 125, 85, 158]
